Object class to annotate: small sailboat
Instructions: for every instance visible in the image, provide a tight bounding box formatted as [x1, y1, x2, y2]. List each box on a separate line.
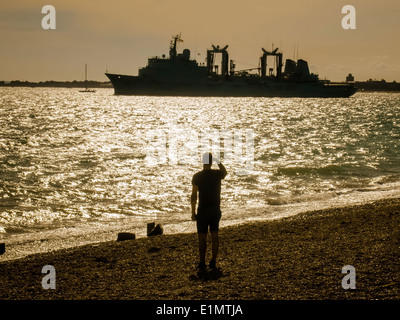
[79, 64, 96, 93]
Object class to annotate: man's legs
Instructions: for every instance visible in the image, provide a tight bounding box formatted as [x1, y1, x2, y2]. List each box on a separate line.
[196, 210, 220, 269]
[209, 210, 220, 268]
[198, 232, 207, 267]
[198, 231, 219, 269]
[210, 230, 219, 262]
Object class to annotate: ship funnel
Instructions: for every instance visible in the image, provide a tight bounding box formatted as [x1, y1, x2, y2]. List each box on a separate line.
[296, 59, 310, 77]
[284, 59, 296, 75]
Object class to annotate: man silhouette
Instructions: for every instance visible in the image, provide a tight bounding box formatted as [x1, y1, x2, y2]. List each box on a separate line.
[191, 152, 227, 270]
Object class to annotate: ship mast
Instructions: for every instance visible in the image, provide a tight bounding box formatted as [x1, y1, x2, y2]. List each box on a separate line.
[169, 33, 183, 59]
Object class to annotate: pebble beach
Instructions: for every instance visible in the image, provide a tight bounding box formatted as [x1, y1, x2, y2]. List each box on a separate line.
[0, 198, 399, 301]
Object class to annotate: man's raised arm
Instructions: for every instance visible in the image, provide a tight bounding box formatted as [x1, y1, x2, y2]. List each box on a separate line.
[218, 162, 227, 179]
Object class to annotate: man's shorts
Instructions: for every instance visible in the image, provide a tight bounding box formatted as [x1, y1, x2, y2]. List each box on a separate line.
[196, 206, 221, 234]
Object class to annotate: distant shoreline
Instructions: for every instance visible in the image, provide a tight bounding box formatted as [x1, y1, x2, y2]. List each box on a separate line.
[1, 80, 400, 92]
[0, 80, 112, 89]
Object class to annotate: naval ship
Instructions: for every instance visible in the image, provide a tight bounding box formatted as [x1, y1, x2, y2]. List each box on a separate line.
[106, 34, 357, 98]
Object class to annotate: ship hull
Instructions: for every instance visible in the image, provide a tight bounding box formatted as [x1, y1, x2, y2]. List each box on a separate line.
[106, 73, 357, 98]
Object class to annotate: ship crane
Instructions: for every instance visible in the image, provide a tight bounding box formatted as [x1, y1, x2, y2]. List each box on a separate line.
[260, 48, 283, 79]
[207, 44, 229, 77]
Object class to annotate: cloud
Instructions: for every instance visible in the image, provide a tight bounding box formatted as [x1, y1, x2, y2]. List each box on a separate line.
[0, 8, 41, 31]
[326, 64, 353, 71]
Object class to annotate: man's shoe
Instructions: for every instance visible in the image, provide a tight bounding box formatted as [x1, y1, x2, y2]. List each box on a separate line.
[209, 259, 216, 269]
[197, 262, 206, 270]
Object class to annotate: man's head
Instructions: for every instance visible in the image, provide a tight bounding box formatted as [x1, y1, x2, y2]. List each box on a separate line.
[202, 152, 213, 169]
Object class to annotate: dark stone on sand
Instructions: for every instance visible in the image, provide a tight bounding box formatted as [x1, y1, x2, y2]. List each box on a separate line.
[117, 232, 136, 242]
[0, 243, 4, 255]
[147, 222, 155, 235]
[94, 256, 109, 263]
[147, 223, 163, 237]
[148, 247, 161, 253]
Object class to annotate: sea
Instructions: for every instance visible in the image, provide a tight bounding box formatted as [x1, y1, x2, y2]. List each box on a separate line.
[1, 87, 400, 261]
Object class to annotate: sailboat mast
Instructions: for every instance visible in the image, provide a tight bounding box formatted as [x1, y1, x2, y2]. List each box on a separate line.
[79, 63, 95, 92]
[85, 64, 88, 89]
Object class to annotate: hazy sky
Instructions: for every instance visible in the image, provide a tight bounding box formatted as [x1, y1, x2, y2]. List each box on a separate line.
[1, 0, 399, 82]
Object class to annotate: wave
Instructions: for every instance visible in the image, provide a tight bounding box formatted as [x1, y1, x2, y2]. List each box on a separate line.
[274, 164, 378, 178]
[275, 165, 345, 176]
[265, 191, 338, 206]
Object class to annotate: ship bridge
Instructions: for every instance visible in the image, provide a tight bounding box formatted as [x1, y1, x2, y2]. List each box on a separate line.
[138, 34, 207, 83]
